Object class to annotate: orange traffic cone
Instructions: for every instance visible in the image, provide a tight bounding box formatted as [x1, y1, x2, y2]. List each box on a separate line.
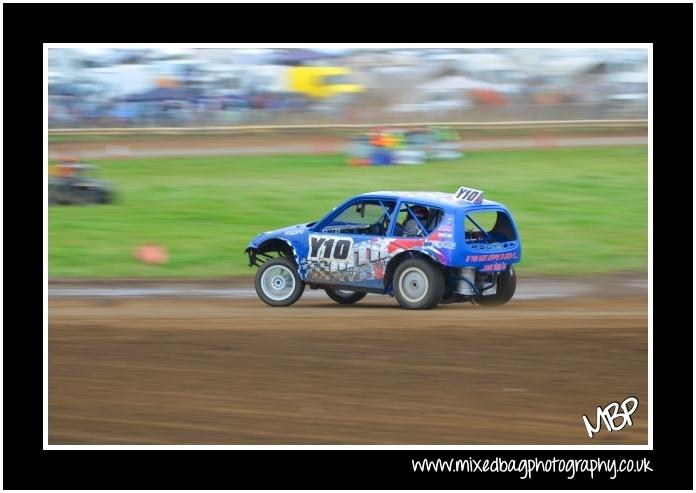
[134, 245, 169, 265]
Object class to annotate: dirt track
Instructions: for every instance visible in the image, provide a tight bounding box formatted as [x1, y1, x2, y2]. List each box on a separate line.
[48, 286, 648, 445]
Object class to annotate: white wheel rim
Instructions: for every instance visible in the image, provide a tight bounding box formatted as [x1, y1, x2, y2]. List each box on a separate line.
[335, 289, 354, 295]
[399, 267, 429, 303]
[260, 265, 296, 301]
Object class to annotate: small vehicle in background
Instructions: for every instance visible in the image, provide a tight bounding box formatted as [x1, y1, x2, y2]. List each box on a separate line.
[428, 127, 463, 160]
[48, 159, 114, 205]
[346, 126, 462, 166]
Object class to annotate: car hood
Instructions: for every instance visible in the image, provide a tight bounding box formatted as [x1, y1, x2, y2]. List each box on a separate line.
[247, 223, 312, 248]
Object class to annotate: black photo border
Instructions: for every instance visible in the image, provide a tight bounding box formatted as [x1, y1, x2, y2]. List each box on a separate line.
[4, 2, 692, 490]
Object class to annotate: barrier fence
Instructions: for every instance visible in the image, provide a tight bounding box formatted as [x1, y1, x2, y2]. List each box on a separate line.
[48, 119, 648, 136]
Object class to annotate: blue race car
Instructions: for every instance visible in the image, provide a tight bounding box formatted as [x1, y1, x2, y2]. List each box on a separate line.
[245, 187, 521, 309]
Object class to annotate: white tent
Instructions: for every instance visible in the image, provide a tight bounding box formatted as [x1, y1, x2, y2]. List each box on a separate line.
[604, 70, 648, 84]
[418, 76, 495, 92]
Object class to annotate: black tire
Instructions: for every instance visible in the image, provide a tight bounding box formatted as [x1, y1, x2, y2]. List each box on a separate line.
[96, 190, 112, 204]
[476, 266, 517, 306]
[393, 257, 445, 310]
[77, 188, 99, 205]
[254, 257, 305, 307]
[325, 289, 367, 305]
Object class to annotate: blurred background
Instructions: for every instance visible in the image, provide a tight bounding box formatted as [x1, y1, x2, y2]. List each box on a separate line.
[48, 47, 648, 128]
[47, 47, 648, 279]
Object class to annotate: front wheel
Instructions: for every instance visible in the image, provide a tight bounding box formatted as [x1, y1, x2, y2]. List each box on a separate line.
[393, 257, 445, 310]
[255, 258, 305, 307]
[78, 188, 102, 205]
[97, 190, 113, 204]
[325, 289, 367, 305]
[476, 266, 517, 306]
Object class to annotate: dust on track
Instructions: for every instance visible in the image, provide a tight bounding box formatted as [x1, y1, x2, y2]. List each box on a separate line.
[48, 289, 648, 445]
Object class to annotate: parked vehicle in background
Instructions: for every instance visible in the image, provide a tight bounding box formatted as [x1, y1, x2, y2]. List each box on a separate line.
[48, 160, 114, 205]
[346, 127, 462, 166]
[288, 66, 365, 99]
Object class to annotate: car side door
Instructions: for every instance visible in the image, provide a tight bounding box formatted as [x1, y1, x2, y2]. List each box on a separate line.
[305, 199, 397, 289]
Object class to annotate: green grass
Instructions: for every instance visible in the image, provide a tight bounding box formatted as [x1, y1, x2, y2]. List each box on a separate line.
[48, 146, 648, 278]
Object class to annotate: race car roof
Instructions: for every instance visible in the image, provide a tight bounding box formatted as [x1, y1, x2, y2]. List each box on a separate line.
[356, 191, 502, 209]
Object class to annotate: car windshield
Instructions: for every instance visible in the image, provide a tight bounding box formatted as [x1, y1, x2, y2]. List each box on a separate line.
[321, 199, 396, 236]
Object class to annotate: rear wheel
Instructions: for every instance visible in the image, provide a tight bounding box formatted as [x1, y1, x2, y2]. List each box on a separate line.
[476, 266, 517, 306]
[78, 188, 101, 205]
[325, 289, 367, 305]
[393, 257, 445, 310]
[96, 190, 112, 204]
[255, 258, 305, 307]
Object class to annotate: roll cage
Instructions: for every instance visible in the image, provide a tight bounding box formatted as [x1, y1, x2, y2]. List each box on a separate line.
[463, 208, 518, 244]
[311, 196, 444, 238]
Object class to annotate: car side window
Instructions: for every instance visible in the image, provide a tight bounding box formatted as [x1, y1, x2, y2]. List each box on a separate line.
[321, 200, 396, 236]
[393, 203, 444, 237]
